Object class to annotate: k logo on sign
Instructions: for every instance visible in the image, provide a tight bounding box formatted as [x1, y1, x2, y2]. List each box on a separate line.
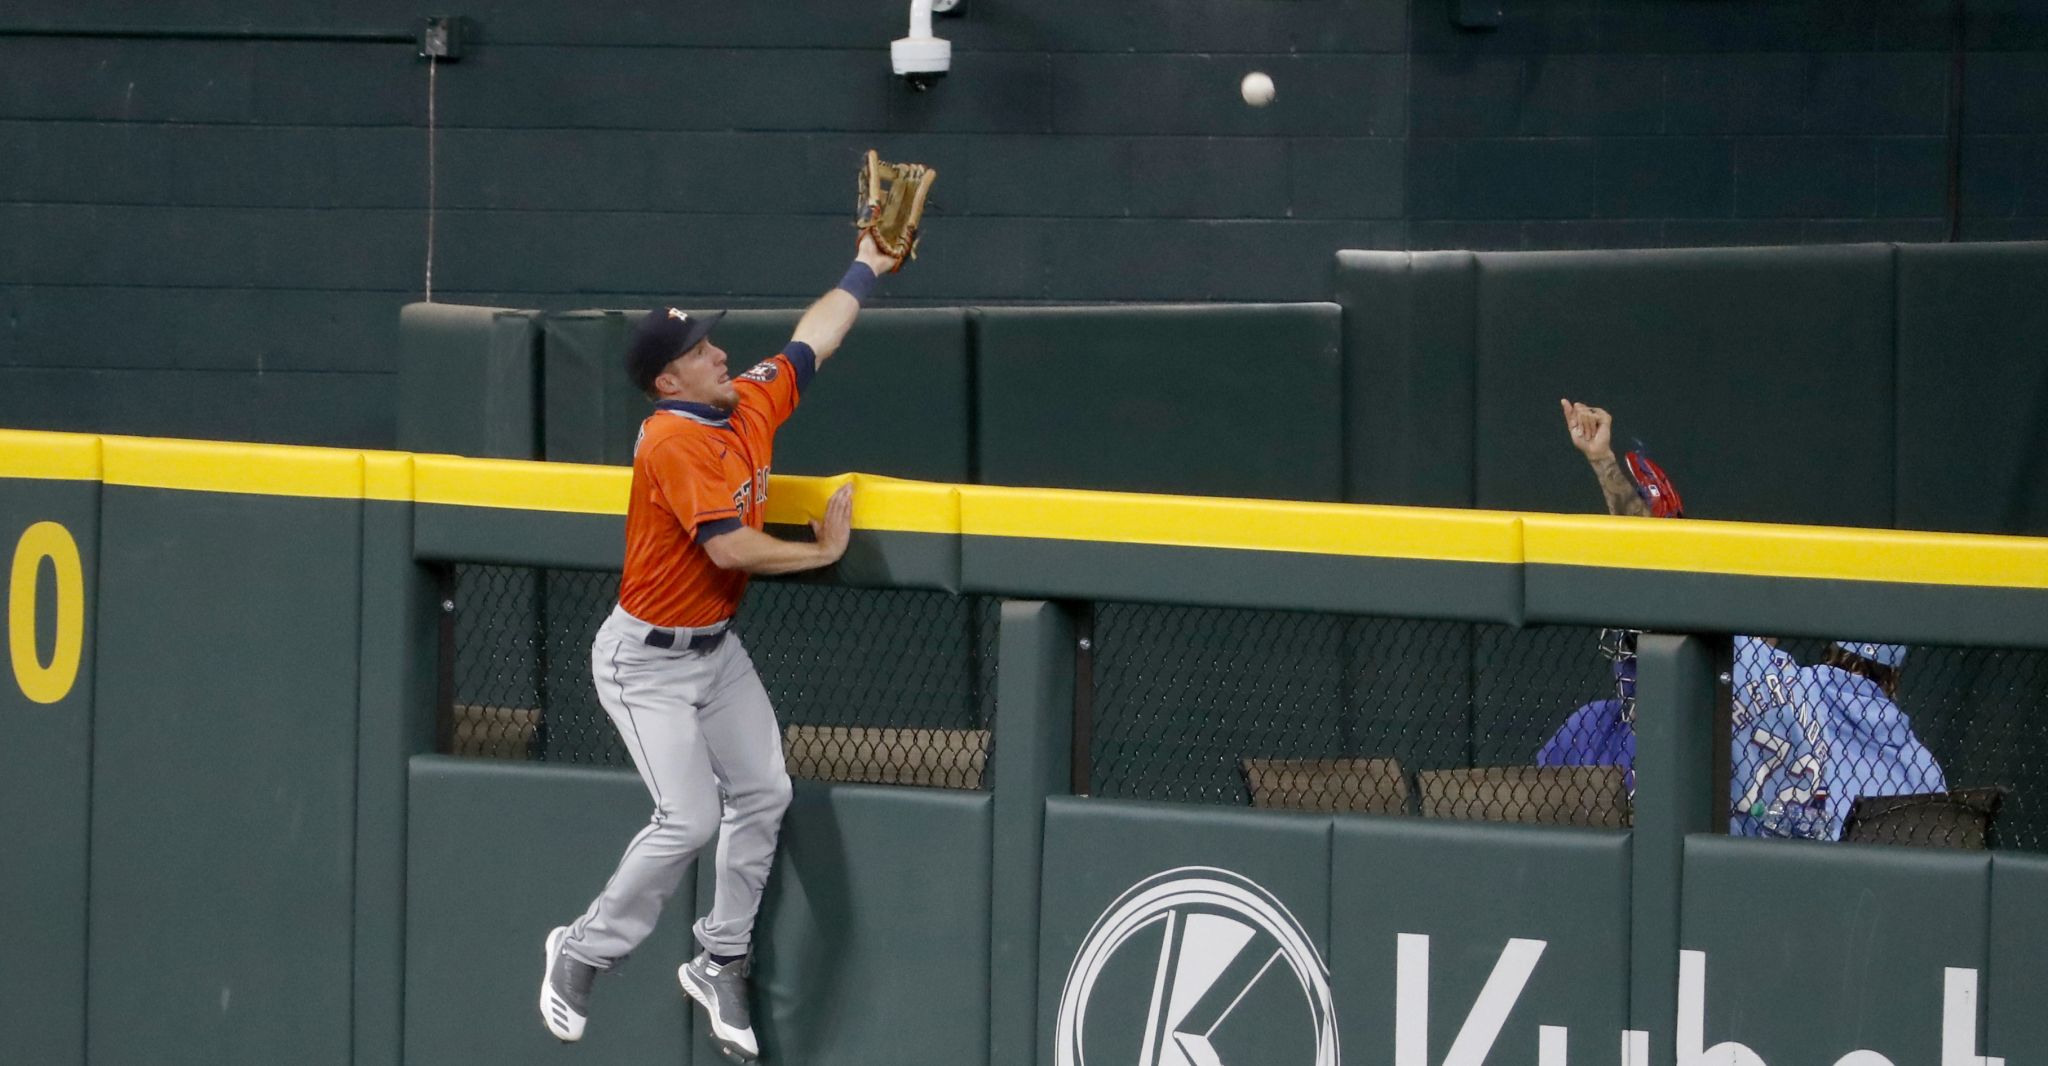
[1055, 867, 1339, 1066]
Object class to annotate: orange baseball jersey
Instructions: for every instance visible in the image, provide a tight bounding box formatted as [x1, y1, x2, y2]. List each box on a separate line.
[617, 342, 814, 627]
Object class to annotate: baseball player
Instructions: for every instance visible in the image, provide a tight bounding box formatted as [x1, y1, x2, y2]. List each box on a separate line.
[1540, 401, 1947, 836]
[539, 231, 902, 1060]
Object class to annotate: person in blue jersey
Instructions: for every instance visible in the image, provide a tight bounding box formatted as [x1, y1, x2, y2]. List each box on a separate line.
[1536, 628, 1639, 794]
[1728, 637, 1947, 839]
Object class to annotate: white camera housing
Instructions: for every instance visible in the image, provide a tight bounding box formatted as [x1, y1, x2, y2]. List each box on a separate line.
[893, 0, 952, 90]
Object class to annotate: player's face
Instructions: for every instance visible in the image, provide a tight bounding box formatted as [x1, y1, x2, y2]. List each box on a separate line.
[658, 339, 737, 410]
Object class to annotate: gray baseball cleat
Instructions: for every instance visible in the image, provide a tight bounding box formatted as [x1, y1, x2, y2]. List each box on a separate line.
[539, 926, 597, 1043]
[679, 952, 760, 1062]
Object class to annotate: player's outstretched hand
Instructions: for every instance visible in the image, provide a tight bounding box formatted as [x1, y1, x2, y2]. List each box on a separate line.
[1560, 398, 1616, 460]
[812, 483, 855, 564]
[856, 232, 902, 276]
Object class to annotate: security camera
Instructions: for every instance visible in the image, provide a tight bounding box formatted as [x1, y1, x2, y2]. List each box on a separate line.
[893, 0, 951, 90]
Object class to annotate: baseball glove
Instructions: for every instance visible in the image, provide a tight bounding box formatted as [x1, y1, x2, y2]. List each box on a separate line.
[856, 149, 936, 270]
[1623, 442, 1685, 519]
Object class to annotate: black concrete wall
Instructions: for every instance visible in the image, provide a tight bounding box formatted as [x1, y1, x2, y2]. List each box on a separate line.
[2, 1, 2045, 447]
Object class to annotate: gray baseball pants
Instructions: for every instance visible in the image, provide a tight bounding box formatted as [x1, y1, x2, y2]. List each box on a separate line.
[561, 604, 792, 968]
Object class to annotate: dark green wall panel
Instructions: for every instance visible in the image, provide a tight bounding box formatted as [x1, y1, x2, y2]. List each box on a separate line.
[87, 486, 361, 1066]
[1895, 241, 2048, 535]
[733, 782, 991, 1066]
[541, 310, 639, 466]
[1989, 852, 2048, 1061]
[1332, 820, 1630, 1066]
[1471, 244, 1897, 528]
[974, 304, 1344, 500]
[1335, 250, 1478, 507]
[989, 601, 1077, 1066]
[404, 756, 697, 1066]
[396, 302, 542, 460]
[1037, 798, 1332, 1066]
[352, 500, 439, 1066]
[1680, 836, 1992, 1066]
[542, 307, 972, 482]
[0, 477, 97, 1066]
[415, 503, 624, 570]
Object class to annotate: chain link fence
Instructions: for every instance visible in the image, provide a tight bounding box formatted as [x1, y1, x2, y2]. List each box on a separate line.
[443, 565, 999, 789]
[1087, 603, 1628, 828]
[441, 573, 2048, 849]
[1087, 607, 2048, 849]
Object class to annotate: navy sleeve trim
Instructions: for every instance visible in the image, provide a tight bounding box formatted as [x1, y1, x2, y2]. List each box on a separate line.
[781, 340, 817, 394]
[835, 260, 878, 303]
[695, 516, 744, 543]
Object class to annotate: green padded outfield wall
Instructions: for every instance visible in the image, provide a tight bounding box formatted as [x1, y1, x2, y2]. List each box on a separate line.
[1334, 249, 1478, 509]
[974, 304, 1344, 500]
[0, 437, 97, 1066]
[396, 303, 543, 461]
[720, 782, 992, 1066]
[1335, 244, 1899, 526]
[1989, 853, 2048, 1058]
[1035, 800, 1633, 1066]
[404, 757, 702, 1066]
[542, 307, 973, 482]
[1895, 242, 2048, 537]
[7, 432, 2048, 1066]
[88, 458, 364, 1065]
[1679, 837, 1998, 1066]
[1471, 245, 1897, 528]
[1333, 241, 2048, 536]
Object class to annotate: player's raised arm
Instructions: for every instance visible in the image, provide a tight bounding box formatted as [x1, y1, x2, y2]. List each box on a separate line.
[1560, 398, 1651, 518]
[789, 233, 902, 366]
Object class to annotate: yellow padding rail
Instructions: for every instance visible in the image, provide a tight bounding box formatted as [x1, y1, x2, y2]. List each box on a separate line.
[4, 429, 2047, 589]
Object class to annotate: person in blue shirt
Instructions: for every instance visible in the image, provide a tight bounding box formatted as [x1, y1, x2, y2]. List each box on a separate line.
[1728, 637, 1946, 839]
[1536, 629, 1638, 794]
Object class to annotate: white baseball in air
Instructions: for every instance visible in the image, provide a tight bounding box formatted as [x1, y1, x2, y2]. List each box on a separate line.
[1240, 71, 1276, 107]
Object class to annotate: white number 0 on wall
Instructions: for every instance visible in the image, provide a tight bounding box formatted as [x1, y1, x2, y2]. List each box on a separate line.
[9, 521, 84, 704]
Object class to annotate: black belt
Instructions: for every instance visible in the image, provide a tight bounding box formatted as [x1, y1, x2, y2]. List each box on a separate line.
[644, 626, 727, 653]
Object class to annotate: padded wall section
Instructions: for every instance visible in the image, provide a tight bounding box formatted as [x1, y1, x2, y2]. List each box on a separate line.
[1334, 250, 1478, 506]
[1332, 820, 1631, 1066]
[87, 486, 362, 1066]
[1472, 245, 1896, 528]
[1895, 241, 2048, 535]
[405, 757, 698, 1066]
[542, 310, 639, 465]
[734, 782, 992, 1066]
[396, 302, 542, 460]
[975, 304, 1344, 500]
[1037, 798, 1333, 1066]
[1681, 836, 1992, 1066]
[0, 475, 97, 1066]
[543, 308, 973, 482]
[1989, 853, 2048, 1061]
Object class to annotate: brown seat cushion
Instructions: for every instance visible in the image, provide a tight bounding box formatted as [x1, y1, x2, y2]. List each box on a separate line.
[449, 703, 539, 760]
[783, 724, 989, 790]
[1417, 765, 1630, 828]
[1241, 757, 1410, 814]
